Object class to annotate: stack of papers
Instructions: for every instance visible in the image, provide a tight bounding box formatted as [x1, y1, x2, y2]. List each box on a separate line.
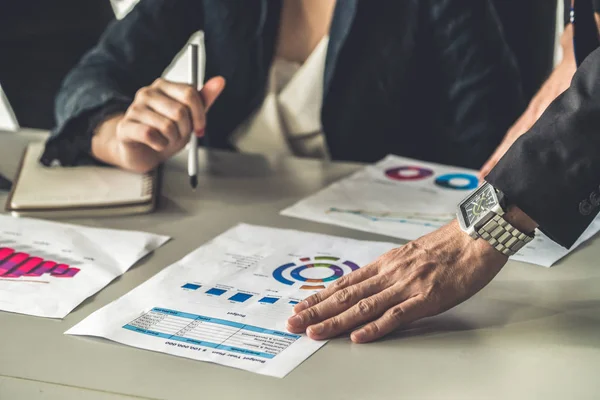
[67, 224, 397, 377]
[282, 155, 600, 267]
[0, 215, 169, 318]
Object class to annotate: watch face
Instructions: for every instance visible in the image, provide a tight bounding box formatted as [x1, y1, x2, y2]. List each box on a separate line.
[460, 184, 498, 227]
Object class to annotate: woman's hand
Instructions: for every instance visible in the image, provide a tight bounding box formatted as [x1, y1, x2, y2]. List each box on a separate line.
[92, 76, 225, 173]
[286, 221, 508, 343]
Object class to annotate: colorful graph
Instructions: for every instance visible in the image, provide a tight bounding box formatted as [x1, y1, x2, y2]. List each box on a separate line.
[434, 173, 478, 190]
[327, 208, 452, 228]
[273, 256, 359, 290]
[385, 166, 434, 181]
[0, 246, 80, 279]
[384, 165, 478, 191]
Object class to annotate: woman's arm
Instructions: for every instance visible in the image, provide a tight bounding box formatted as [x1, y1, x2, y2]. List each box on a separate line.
[43, 0, 203, 166]
[479, 24, 576, 180]
[487, 45, 600, 248]
[425, 0, 525, 168]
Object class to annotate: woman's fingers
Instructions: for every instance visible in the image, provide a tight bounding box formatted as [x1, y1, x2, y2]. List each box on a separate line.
[479, 117, 530, 180]
[137, 91, 191, 142]
[118, 119, 168, 152]
[200, 76, 226, 111]
[151, 77, 225, 135]
[126, 104, 182, 145]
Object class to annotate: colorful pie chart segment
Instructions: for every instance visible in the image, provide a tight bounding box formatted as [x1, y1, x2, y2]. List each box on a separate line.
[434, 173, 478, 190]
[272, 256, 360, 290]
[385, 166, 434, 181]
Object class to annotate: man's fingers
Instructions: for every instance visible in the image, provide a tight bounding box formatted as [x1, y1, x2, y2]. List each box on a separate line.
[287, 274, 388, 333]
[119, 120, 168, 152]
[302, 285, 410, 340]
[350, 296, 424, 343]
[293, 263, 379, 313]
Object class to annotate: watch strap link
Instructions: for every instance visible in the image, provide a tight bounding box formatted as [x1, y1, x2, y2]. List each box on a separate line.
[477, 214, 534, 256]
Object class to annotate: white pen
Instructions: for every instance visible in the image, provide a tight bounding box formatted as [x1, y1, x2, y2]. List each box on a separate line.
[188, 43, 199, 190]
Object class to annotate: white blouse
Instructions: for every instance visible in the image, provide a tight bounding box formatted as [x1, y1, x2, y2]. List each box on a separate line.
[230, 36, 330, 159]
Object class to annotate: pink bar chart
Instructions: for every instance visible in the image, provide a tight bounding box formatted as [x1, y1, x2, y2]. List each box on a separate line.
[0, 247, 80, 279]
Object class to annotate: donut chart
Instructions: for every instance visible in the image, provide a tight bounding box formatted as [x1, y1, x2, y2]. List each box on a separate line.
[385, 166, 434, 181]
[434, 173, 478, 190]
[272, 256, 359, 290]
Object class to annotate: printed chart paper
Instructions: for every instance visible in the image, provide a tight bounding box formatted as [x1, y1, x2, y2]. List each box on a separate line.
[0, 215, 169, 318]
[282, 155, 600, 267]
[66, 224, 397, 378]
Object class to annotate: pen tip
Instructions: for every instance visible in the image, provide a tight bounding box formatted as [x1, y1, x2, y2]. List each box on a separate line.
[190, 175, 198, 190]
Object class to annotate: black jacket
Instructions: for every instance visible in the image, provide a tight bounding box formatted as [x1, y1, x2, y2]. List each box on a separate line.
[43, 0, 523, 169]
[488, 0, 600, 248]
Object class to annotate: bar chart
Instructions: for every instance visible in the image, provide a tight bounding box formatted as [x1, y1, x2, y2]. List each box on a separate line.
[180, 282, 298, 307]
[229, 293, 252, 303]
[206, 288, 226, 296]
[0, 246, 80, 279]
[258, 297, 279, 304]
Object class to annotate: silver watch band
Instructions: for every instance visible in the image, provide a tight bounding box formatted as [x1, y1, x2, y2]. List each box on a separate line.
[477, 214, 534, 256]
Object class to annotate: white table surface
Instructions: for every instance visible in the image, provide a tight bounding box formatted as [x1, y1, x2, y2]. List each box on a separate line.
[1, 129, 600, 400]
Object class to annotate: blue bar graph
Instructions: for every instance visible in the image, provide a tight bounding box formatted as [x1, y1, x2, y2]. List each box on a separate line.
[182, 283, 201, 290]
[206, 288, 227, 296]
[259, 296, 279, 304]
[289, 300, 299, 305]
[229, 293, 253, 303]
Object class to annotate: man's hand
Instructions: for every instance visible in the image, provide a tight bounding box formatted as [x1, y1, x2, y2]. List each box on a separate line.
[286, 220, 508, 343]
[479, 25, 576, 180]
[91, 76, 226, 173]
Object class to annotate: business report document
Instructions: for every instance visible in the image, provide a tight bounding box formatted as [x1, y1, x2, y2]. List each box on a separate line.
[0, 215, 169, 318]
[66, 224, 397, 377]
[282, 155, 600, 267]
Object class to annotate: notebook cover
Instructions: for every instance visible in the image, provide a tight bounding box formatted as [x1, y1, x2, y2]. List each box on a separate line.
[5, 143, 160, 216]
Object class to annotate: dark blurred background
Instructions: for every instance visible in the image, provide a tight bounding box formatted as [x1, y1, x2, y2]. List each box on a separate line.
[0, 0, 562, 130]
[0, 0, 115, 129]
[491, 0, 559, 101]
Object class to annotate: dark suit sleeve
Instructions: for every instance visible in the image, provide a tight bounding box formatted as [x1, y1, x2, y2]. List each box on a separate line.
[486, 46, 600, 248]
[426, 0, 525, 168]
[42, 0, 203, 166]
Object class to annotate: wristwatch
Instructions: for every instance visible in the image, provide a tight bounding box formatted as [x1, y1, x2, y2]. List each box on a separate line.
[456, 182, 534, 256]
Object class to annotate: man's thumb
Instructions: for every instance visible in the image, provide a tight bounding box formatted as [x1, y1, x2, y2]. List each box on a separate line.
[200, 76, 226, 111]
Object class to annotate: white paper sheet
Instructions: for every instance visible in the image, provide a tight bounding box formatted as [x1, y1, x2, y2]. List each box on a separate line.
[66, 224, 397, 378]
[0, 215, 169, 318]
[282, 155, 600, 267]
[0, 85, 18, 132]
